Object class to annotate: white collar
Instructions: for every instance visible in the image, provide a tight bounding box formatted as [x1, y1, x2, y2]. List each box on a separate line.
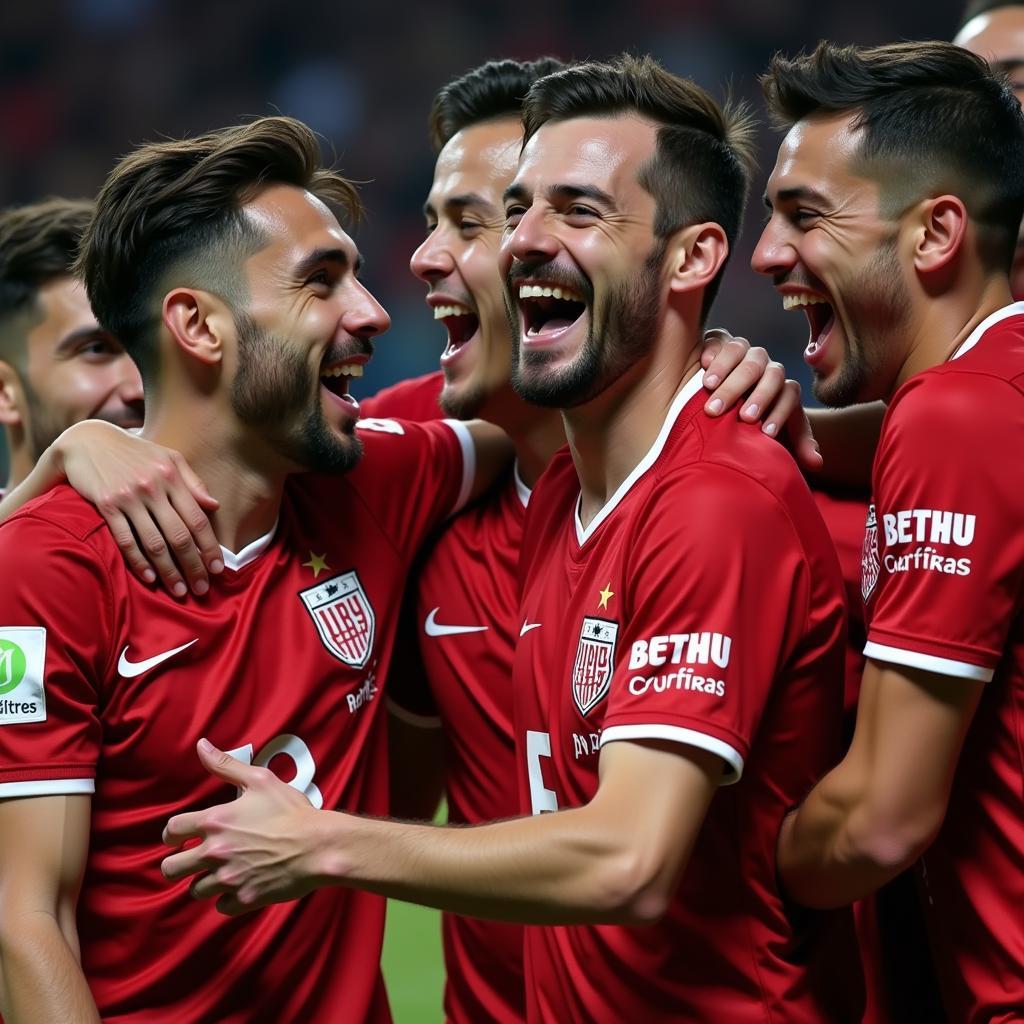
[950, 300, 1024, 360]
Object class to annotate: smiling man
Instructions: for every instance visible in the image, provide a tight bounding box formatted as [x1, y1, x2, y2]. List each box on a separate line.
[159, 57, 851, 1022]
[0, 117, 506, 1023]
[0, 199, 143, 491]
[753, 41, 1024, 1022]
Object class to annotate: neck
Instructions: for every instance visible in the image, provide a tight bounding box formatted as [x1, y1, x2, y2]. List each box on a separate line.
[565, 321, 703, 528]
[143, 400, 287, 555]
[890, 276, 1014, 397]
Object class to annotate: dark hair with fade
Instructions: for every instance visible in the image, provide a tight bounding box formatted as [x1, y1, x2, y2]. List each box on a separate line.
[76, 116, 361, 384]
[958, 0, 1023, 31]
[429, 57, 565, 153]
[0, 198, 93, 366]
[762, 41, 1024, 273]
[521, 54, 756, 319]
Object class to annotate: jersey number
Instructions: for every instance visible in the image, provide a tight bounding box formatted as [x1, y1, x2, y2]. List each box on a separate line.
[526, 730, 558, 814]
[227, 734, 324, 809]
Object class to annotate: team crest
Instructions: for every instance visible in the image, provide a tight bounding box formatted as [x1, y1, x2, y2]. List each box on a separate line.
[300, 570, 375, 668]
[861, 503, 880, 603]
[572, 617, 618, 717]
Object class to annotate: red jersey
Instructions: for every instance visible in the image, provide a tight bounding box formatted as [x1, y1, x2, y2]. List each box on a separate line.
[390, 467, 530, 1024]
[515, 371, 848, 1023]
[358, 370, 444, 422]
[0, 419, 471, 1023]
[368, 370, 527, 1022]
[860, 302, 1024, 1023]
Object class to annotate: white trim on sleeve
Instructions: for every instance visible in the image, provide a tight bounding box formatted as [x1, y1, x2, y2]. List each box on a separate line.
[600, 723, 744, 785]
[513, 461, 532, 509]
[863, 641, 994, 682]
[386, 697, 442, 730]
[442, 419, 475, 515]
[0, 778, 95, 798]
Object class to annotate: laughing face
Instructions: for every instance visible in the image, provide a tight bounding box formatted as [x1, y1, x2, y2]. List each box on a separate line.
[410, 118, 522, 419]
[232, 183, 389, 472]
[753, 112, 912, 406]
[499, 115, 668, 409]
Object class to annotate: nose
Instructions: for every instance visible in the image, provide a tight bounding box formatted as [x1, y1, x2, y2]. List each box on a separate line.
[410, 229, 453, 284]
[117, 356, 145, 405]
[342, 280, 391, 339]
[751, 217, 795, 279]
[505, 203, 559, 266]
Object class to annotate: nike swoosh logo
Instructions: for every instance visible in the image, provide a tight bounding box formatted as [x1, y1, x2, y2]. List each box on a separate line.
[424, 608, 488, 637]
[520, 621, 542, 636]
[118, 639, 198, 678]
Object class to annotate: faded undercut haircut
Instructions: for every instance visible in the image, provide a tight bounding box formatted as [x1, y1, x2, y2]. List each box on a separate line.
[521, 54, 756, 319]
[429, 57, 565, 152]
[0, 198, 93, 367]
[76, 116, 361, 384]
[762, 41, 1024, 273]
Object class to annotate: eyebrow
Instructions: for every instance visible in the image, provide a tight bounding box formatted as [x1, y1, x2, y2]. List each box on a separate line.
[293, 246, 363, 279]
[502, 182, 617, 210]
[55, 326, 113, 356]
[763, 185, 832, 210]
[422, 192, 496, 219]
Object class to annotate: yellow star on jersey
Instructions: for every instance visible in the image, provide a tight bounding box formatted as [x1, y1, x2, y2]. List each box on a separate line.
[303, 552, 330, 578]
[598, 582, 614, 610]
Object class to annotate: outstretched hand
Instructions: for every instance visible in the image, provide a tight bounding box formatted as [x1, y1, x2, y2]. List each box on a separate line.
[54, 420, 222, 596]
[701, 328, 822, 473]
[161, 739, 324, 916]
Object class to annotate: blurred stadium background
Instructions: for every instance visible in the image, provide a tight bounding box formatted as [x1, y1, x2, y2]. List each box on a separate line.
[0, 0, 968, 1018]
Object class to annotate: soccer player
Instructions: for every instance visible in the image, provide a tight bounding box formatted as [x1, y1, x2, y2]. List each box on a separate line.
[369, 58, 817, 1024]
[0, 199, 143, 491]
[160, 57, 851, 1022]
[753, 41, 1024, 1022]
[0, 117, 507, 1023]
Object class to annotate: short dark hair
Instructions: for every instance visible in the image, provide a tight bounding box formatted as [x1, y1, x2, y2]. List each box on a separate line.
[429, 57, 565, 152]
[958, 0, 1023, 32]
[77, 116, 361, 383]
[520, 54, 756, 318]
[762, 41, 1024, 273]
[0, 198, 93, 366]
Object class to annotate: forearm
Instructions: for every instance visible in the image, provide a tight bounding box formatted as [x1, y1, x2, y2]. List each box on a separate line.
[0, 917, 99, 1024]
[313, 807, 656, 925]
[778, 773, 926, 909]
[806, 402, 884, 489]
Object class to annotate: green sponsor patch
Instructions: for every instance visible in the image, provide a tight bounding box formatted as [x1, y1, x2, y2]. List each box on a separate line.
[0, 639, 26, 695]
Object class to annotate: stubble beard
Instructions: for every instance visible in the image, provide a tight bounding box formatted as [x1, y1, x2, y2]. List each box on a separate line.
[231, 311, 363, 474]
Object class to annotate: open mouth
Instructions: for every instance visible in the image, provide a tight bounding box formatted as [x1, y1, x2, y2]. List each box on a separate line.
[434, 303, 480, 357]
[783, 292, 835, 358]
[319, 360, 365, 409]
[518, 284, 587, 340]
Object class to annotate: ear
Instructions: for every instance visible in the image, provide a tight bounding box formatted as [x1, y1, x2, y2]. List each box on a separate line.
[666, 222, 730, 298]
[911, 195, 968, 274]
[162, 289, 230, 367]
[0, 360, 23, 427]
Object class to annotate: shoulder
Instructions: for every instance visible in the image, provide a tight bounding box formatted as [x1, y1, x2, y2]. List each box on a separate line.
[0, 485, 108, 548]
[357, 371, 444, 422]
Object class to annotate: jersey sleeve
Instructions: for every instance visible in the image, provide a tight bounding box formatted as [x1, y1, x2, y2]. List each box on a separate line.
[354, 417, 474, 562]
[600, 465, 812, 783]
[0, 515, 113, 797]
[864, 373, 1024, 681]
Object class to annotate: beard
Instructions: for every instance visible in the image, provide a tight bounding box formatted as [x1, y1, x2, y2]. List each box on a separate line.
[507, 239, 667, 409]
[231, 311, 363, 474]
[813, 240, 911, 408]
[439, 377, 486, 420]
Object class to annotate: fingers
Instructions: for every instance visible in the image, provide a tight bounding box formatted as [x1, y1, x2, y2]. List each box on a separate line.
[172, 452, 220, 512]
[785, 407, 824, 473]
[700, 327, 733, 369]
[162, 811, 208, 850]
[196, 738, 258, 789]
[737, 361, 788, 426]
[98, 506, 158, 585]
[704, 345, 767, 415]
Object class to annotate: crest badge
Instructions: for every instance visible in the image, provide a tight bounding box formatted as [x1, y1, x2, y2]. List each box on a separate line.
[300, 570, 375, 668]
[572, 617, 618, 717]
[861, 503, 881, 603]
